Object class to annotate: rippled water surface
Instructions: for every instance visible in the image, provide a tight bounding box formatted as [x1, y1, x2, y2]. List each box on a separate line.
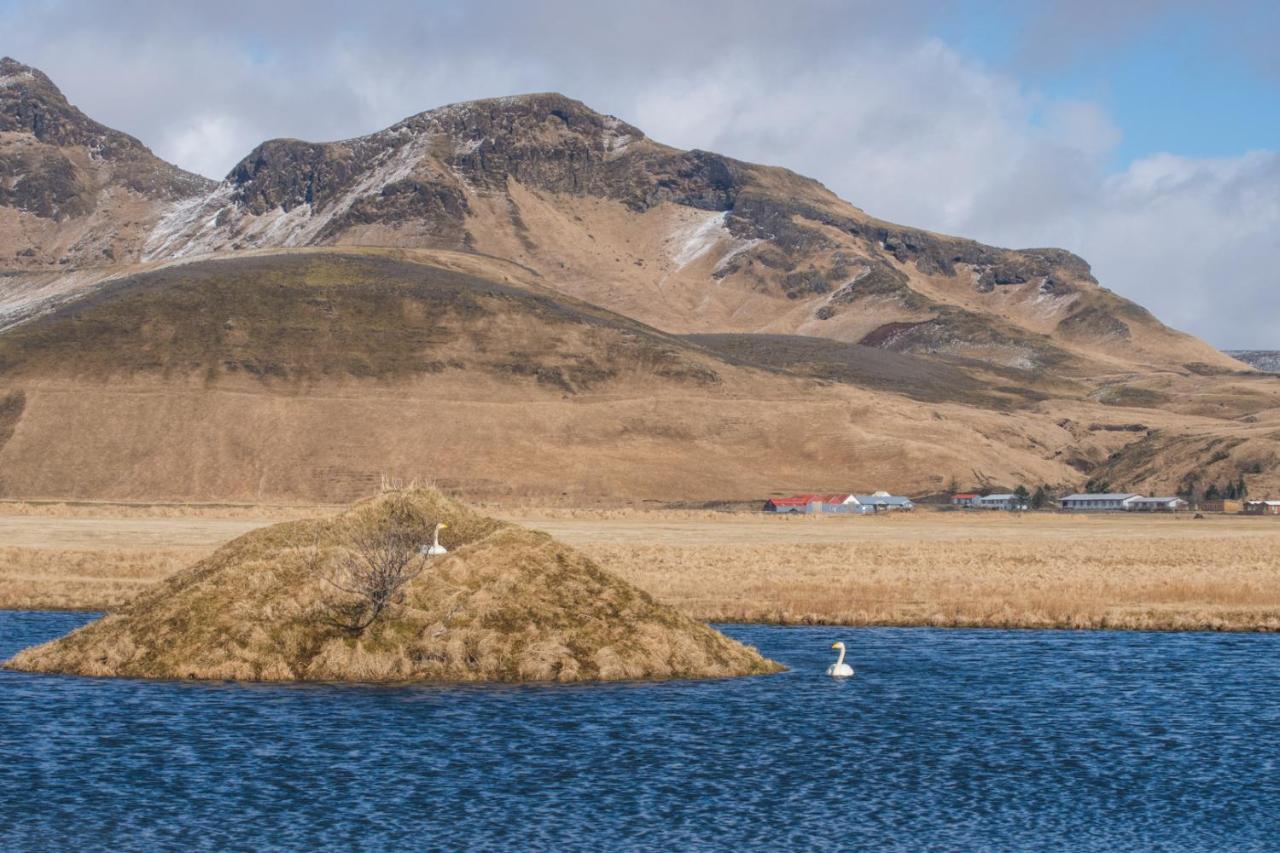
[2, 612, 1278, 851]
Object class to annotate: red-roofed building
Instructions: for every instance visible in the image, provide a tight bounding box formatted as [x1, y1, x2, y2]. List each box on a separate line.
[764, 494, 855, 513]
[951, 493, 980, 507]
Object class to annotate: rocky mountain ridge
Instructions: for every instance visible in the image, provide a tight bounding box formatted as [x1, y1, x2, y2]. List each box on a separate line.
[0, 57, 213, 272]
[0, 70, 1228, 376]
[0, 61, 1275, 502]
[1226, 350, 1280, 373]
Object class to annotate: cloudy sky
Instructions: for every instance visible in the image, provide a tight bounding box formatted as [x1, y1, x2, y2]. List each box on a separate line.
[2, 0, 1277, 347]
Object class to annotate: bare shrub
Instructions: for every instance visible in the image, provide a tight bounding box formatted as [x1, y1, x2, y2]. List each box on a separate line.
[316, 499, 434, 635]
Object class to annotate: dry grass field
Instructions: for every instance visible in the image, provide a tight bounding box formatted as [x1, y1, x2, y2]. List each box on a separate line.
[1, 505, 1278, 631]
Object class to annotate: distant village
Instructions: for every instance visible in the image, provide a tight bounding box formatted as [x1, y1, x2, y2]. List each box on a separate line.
[763, 488, 1280, 515]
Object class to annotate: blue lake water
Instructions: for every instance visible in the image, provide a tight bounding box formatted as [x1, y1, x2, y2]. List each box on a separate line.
[1, 611, 1278, 851]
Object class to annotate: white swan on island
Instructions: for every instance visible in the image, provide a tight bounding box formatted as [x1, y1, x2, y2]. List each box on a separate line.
[826, 641, 854, 677]
[421, 523, 449, 557]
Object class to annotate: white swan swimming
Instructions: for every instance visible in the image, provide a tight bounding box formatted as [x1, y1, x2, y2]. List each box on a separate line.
[422, 522, 449, 556]
[826, 641, 854, 677]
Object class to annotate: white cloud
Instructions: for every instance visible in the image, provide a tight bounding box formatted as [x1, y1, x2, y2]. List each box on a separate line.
[160, 113, 246, 180]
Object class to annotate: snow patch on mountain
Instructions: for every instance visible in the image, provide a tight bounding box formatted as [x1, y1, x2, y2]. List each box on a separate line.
[670, 212, 729, 269]
[144, 134, 435, 259]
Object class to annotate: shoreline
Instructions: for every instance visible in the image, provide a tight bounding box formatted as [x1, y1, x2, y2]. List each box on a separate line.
[3, 605, 1278, 635]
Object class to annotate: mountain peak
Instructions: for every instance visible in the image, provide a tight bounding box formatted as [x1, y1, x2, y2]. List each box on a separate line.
[0, 56, 43, 81]
[393, 90, 646, 147]
[0, 57, 212, 252]
[0, 57, 69, 107]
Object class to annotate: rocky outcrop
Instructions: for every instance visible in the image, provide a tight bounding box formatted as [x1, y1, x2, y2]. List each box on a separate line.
[0, 57, 213, 206]
[1226, 351, 1280, 372]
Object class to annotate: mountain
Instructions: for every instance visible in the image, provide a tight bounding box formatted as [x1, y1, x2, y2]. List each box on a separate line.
[0, 58, 213, 268]
[0, 62, 1276, 503]
[1226, 351, 1280, 373]
[140, 92, 1234, 376]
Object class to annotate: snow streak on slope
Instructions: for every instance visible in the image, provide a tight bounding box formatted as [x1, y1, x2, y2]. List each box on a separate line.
[143, 135, 435, 260]
[670, 212, 729, 269]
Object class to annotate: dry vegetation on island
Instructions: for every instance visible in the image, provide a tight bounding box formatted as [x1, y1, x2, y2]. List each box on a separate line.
[3, 490, 780, 683]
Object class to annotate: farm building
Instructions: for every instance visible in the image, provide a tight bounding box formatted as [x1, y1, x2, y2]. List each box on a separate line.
[850, 492, 915, 513]
[951, 493, 980, 507]
[1126, 496, 1189, 513]
[1197, 500, 1243, 514]
[763, 494, 856, 514]
[1245, 500, 1280, 515]
[1058, 493, 1140, 512]
[975, 493, 1027, 511]
[763, 491, 914, 514]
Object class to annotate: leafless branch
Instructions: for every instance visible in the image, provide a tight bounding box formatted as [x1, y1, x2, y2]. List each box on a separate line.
[315, 500, 437, 635]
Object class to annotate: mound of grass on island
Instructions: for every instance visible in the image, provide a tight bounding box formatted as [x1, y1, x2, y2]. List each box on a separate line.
[3, 489, 781, 683]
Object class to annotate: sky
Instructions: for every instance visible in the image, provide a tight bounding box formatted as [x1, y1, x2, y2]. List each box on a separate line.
[1, 0, 1277, 347]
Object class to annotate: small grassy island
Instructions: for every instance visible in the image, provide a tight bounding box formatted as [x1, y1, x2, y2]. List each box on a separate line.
[4, 489, 781, 683]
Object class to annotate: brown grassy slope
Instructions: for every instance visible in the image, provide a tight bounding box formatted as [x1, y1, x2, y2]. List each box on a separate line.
[0, 248, 1276, 502]
[4, 489, 780, 682]
[0, 250, 1067, 501]
[166, 90, 1231, 374]
[1, 76, 1240, 388]
[0, 251, 720, 387]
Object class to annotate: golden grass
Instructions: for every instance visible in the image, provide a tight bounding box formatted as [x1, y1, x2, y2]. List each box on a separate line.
[0, 500, 325, 519]
[4, 490, 780, 682]
[576, 515, 1280, 632]
[3, 509, 1279, 632]
[0, 547, 206, 610]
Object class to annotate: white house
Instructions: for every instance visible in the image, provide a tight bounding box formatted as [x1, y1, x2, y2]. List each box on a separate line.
[850, 491, 915, 513]
[976, 493, 1026, 511]
[1245, 500, 1280, 516]
[1125, 496, 1189, 512]
[1059, 493, 1140, 512]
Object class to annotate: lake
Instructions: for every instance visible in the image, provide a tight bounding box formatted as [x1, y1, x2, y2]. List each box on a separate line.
[2, 611, 1277, 851]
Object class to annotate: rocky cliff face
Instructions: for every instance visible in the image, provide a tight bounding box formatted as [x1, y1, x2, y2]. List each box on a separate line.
[0, 65, 1204, 374]
[0, 57, 213, 268]
[146, 94, 748, 256]
[124, 89, 1210, 375]
[1226, 351, 1280, 373]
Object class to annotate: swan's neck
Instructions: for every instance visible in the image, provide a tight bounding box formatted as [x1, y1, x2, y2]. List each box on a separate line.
[433, 526, 442, 547]
[835, 646, 846, 668]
